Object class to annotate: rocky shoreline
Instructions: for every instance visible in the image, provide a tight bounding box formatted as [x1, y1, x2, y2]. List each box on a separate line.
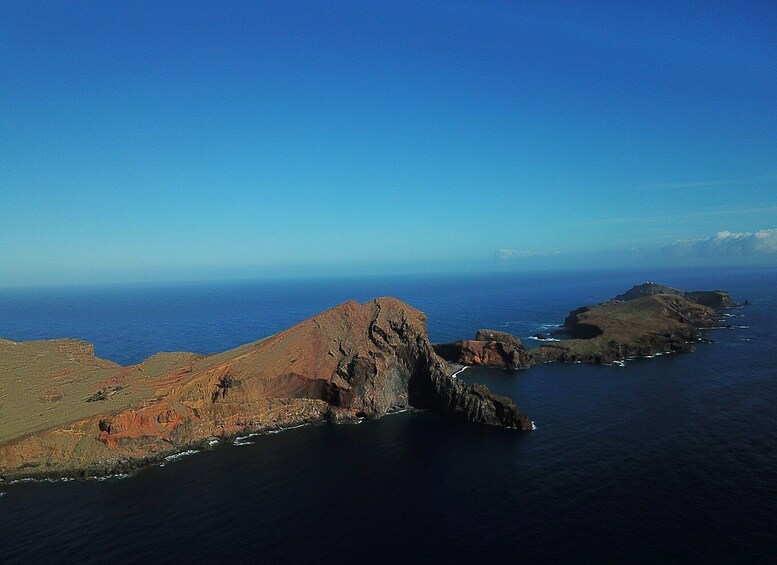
[1, 407, 432, 486]
[0, 283, 736, 484]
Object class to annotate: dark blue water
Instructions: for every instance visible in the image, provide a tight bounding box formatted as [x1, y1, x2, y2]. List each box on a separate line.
[1, 268, 776, 563]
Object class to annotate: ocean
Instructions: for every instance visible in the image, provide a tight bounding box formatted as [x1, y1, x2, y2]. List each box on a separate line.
[1, 267, 776, 563]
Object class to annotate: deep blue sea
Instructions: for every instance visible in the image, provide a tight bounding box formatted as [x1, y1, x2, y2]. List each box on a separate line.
[1, 267, 776, 563]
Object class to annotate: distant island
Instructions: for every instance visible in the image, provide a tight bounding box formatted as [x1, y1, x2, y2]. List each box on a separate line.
[436, 283, 737, 368]
[0, 283, 736, 482]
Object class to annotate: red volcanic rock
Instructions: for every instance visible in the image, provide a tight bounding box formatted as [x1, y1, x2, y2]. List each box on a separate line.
[0, 297, 531, 481]
[434, 329, 531, 369]
[97, 400, 193, 449]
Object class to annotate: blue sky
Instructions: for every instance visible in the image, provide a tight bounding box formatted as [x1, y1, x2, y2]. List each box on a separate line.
[2, 1, 776, 285]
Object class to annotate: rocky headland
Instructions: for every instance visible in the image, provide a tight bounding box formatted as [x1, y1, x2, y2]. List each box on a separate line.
[0, 297, 530, 482]
[433, 329, 532, 370]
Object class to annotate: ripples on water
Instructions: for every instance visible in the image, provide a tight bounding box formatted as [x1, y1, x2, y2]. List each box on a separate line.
[1, 267, 776, 563]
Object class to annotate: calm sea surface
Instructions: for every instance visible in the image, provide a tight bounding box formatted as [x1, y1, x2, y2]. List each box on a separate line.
[1, 268, 776, 563]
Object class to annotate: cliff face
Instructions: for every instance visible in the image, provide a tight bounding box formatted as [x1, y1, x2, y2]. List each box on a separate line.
[0, 297, 530, 481]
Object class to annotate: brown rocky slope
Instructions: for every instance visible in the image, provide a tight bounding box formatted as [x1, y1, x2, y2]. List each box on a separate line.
[0, 297, 530, 481]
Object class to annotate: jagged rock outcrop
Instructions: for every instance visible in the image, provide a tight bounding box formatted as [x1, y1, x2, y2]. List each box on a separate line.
[433, 329, 532, 369]
[0, 297, 530, 481]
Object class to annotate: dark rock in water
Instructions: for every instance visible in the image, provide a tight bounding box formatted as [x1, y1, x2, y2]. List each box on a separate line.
[411, 360, 530, 430]
[434, 329, 532, 370]
[533, 333, 550, 340]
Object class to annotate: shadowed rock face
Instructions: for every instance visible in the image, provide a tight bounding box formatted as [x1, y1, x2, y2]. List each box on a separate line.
[0, 297, 529, 481]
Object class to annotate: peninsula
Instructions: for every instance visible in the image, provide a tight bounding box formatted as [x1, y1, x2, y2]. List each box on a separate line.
[0, 297, 528, 481]
[0, 283, 734, 482]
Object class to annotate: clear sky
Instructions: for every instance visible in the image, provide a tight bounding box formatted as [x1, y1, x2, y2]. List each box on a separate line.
[2, 1, 776, 285]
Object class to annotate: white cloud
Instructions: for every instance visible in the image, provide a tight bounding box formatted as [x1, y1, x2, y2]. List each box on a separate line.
[662, 229, 777, 257]
[498, 249, 529, 261]
[497, 249, 562, 263]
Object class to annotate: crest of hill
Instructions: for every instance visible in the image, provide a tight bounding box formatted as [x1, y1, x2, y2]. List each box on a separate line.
[613, 282, 685, 301]
[614, 282, 736, 308]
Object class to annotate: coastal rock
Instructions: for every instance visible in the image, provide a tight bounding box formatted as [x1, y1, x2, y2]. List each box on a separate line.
[433, 329, 532, 370]
[0, 298, 530, 481]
